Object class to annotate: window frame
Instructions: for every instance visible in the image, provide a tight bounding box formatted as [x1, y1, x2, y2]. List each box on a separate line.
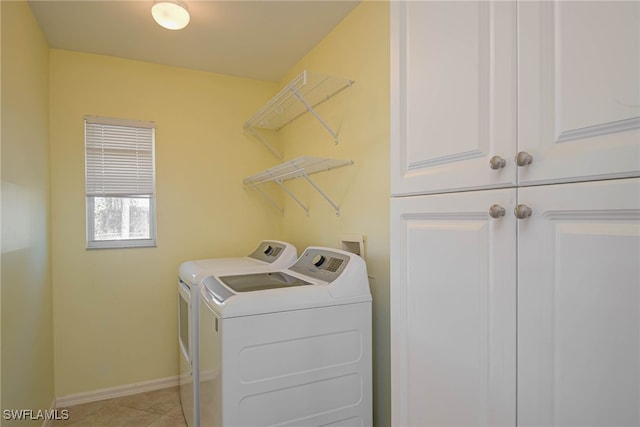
[84, 116, 157, 249]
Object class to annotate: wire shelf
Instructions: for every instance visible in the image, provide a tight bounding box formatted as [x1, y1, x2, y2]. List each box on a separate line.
[244, 71, 354, 131]
[244, 156, 352, 186]
[243, 156, 353, 216]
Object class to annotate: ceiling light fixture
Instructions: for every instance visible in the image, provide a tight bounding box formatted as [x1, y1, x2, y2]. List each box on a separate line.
[151, 0, 190, 30]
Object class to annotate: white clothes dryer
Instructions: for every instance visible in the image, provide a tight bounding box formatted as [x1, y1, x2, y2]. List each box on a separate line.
[178, 240, 297, 427]
[198, 247, 372, 427]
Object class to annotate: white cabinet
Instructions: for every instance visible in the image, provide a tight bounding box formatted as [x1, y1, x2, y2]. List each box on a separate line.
[518, 1, 640, 186]
[391, 1, 640, 426]
[518, 178, 640, 426]
[390, 188, 517, 426]
[391, 178, 640, 426]
[391, 1, 640, 196]
[390, 1, 517, 196]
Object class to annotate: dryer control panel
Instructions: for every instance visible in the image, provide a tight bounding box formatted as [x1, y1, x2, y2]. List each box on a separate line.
[289, 248, 351, 283]
[248, 241, 287, 263]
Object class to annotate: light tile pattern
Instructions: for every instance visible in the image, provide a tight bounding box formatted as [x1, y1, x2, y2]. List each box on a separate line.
[53, 386, 187, 427]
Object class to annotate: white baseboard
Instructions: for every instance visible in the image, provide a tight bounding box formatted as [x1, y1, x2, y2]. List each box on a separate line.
[55, 376, 179, 408]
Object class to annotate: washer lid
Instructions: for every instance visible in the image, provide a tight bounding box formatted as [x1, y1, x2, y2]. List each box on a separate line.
[200, 247, 372, 318]
[219, 272, 313, 293]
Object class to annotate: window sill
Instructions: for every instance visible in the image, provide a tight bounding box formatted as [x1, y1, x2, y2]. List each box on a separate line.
[87, 239, 156, 250]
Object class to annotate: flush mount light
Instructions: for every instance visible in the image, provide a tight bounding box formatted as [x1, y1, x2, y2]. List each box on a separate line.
[151, 0, 190, 30]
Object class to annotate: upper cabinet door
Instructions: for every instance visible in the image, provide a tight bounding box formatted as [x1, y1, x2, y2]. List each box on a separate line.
[518, 1, 640, 186]
[391, 1, 517, 196]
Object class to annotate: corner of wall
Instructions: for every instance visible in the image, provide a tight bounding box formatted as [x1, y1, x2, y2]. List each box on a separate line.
[276, 2, 391, 426]
[1, 0, 55, 423]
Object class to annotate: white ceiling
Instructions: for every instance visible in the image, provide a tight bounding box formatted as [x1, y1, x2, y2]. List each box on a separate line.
[28, 0, 360, 82]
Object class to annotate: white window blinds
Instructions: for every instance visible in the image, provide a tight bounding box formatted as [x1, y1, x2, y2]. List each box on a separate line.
[85, 116, 156, 196]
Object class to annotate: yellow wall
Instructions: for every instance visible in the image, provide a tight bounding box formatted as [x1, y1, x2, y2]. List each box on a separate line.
[1, 1, 55, 424]
[6, 2, 391, 424]
[49, 50, 283, 396]
[1, 0, 3, 413]
[278, 3, 391, 425]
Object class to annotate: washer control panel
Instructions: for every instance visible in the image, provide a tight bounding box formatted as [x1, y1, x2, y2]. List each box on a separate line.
[289, 248, 350, 283]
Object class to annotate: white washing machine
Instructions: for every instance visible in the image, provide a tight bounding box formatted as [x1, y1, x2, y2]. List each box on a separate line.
[198, 247, 372, 427]
[178, 240, 297, 427]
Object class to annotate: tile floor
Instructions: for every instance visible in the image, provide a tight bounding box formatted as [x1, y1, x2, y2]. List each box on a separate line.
[52, 386, 187, 427]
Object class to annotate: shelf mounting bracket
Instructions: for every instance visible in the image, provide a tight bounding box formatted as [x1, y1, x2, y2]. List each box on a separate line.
[290, 88, 340, 144]
[251, 185, 284, 215]
[275, 179, 310, 215]
[246, 127, 283, 160]
[300, 172, 341, 216]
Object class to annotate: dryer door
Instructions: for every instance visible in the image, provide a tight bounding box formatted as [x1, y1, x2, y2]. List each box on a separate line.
[199, 286, 222, 427]
[178, 280, 195, 427]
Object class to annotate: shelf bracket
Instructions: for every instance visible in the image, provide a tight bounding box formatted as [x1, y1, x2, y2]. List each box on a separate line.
[290, 88, 340, 144]
[251, 185, 284, 215]
[246, 127, 283, 160]
[275, 179, 310, 216]
[300, 172, 341, 216]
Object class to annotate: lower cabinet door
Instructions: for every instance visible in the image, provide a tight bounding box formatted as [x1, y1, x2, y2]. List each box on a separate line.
[391, 188, 517, 426]
[518, 178, 640, 426]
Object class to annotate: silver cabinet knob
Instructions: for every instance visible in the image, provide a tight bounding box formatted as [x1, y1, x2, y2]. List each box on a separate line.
[489, 156, 506, 170]
[489, 204, 506, 219]
[515, 151, 533, 167]
[514, 204, 533, 219]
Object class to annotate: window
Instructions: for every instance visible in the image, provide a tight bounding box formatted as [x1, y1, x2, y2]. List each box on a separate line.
[85, 116, 156, 249]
